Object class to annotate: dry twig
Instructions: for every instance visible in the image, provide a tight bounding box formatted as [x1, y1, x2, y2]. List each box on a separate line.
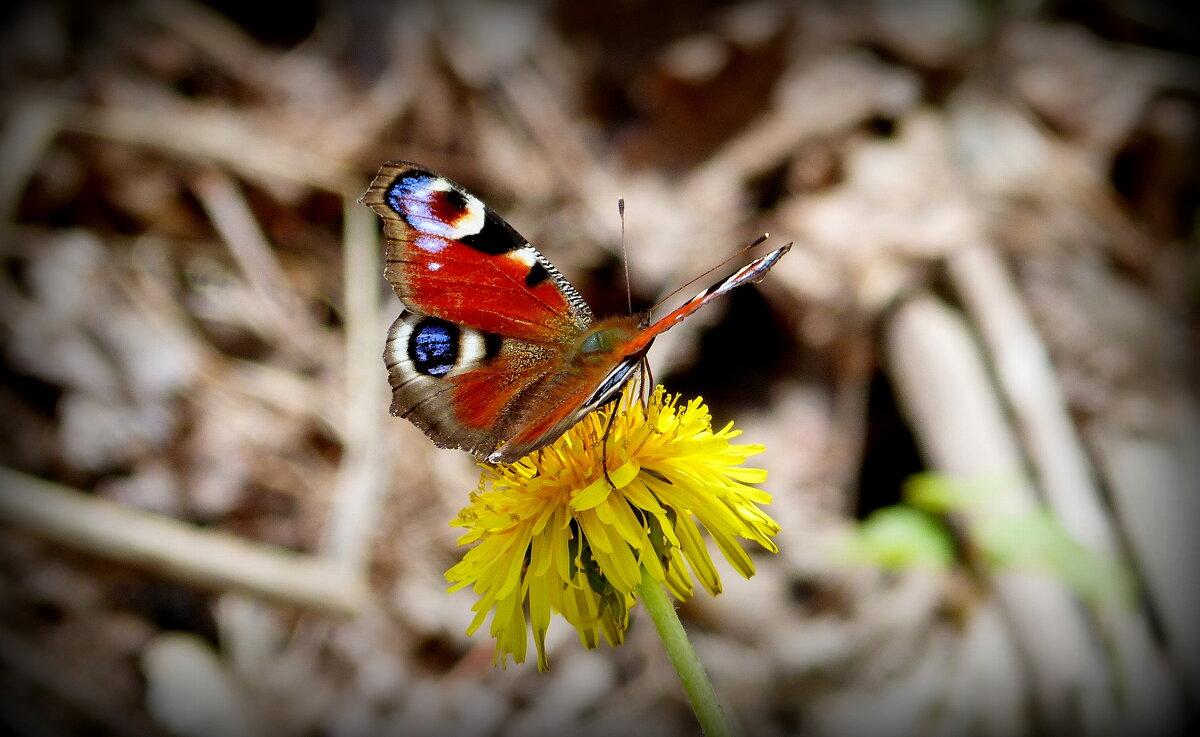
[0, 466, 367, 615]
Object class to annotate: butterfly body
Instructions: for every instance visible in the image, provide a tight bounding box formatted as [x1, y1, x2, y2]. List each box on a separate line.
[363, 162, 789, 463]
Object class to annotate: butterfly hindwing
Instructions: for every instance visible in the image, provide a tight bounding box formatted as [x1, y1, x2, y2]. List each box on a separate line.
[363, 162, 592, 344]
[385, 308, 632, 463]
[384, 310, 560, 458]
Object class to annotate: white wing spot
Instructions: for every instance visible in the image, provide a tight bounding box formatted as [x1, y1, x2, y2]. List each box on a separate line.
[428, 262, 442, 271]
[457, 328, 488, 368]
[414, 234, 447, 253]
[451, 193, 486, 237]
[507, 245, 538, 268]
[387, 318, 413, 369]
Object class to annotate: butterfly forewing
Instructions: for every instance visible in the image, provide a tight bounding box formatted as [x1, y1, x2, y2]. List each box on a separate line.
[625, 243, 792, 355]
[363, 162, 592, 344]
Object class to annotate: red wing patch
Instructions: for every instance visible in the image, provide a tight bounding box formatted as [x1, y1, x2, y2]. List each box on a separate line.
[362, 162, 592, 345]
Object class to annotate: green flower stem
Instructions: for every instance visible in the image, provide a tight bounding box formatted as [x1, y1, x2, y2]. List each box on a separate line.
[637, 567, 739, 737]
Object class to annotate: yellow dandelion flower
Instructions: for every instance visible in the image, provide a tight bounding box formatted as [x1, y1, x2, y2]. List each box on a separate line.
[445, 383, 780, 670]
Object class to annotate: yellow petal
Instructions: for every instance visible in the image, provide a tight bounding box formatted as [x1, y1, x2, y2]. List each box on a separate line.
[570, 460, 641, 511]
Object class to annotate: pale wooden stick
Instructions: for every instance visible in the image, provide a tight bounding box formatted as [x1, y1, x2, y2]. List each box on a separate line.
[1091, 420, 1200, 709]
[947, 245, 1112, 550]
[58, 101, 357, 194]
[321, 197, 389, 569]
[884, 295, 1114, 736]
[0, 466, 367, 615]
[947, 244, 1185, 729]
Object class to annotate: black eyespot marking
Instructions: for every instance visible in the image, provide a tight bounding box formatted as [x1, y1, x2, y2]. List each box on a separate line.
[525, 261, 549, 288]
[409, 318, 459, 377]
[482, 331, 503, 361]
[460, 210, 523, 254]
[398, 169, 434, 185]
[443, 187, 468, 213]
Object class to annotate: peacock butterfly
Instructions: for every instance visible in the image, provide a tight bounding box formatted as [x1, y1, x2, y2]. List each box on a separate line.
[361, 161, 790, 463]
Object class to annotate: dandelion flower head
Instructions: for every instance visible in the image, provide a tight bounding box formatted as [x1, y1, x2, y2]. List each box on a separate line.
[445, 384, 780, 669]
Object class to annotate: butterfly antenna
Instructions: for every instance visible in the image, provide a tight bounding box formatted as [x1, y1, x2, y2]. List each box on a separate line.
[618, 198, 633, 314]
[651, 233, 769, 312]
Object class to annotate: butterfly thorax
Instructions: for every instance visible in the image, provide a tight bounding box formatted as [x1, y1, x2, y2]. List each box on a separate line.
[573, 317, 642, 366]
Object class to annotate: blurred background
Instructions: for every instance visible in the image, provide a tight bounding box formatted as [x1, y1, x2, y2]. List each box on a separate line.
[1, 0, 1197, 735]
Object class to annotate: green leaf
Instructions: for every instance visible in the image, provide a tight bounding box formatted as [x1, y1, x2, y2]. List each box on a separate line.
[846, 506, 955, 570]
[903, 470, 1017, 513]
[977, 510, 1133, 605]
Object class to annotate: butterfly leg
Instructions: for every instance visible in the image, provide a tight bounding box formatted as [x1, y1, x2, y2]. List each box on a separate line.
[600, 404, 620, 489]
[598, 358, 653, 489]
